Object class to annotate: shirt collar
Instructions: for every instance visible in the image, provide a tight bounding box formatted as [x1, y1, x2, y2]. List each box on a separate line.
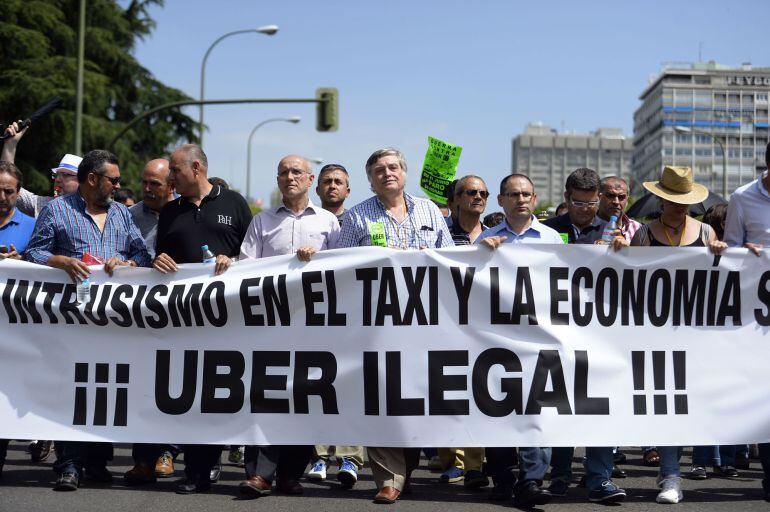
[274, 199, 319, 215]
[374, 192, 415, 213]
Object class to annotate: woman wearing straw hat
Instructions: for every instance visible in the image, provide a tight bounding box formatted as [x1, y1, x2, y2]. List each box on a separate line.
[630, 166, 726, 504]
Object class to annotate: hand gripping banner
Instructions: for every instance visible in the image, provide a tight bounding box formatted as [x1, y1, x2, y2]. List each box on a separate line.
[1, 245, 769, 447]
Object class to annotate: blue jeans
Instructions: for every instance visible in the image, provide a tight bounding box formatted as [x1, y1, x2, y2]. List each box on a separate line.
[517, 447, 551, 486]
[549, 447, 574, 483]
[658, 446, 681, 478]
[692, 445, 719, 467]
[584, 447, 615, 491]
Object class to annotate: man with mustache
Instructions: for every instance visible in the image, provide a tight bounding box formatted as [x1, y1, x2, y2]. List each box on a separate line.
[128, 158, 175, 259]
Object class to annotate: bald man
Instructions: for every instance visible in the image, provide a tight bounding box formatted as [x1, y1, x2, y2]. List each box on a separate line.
[128, 158, 175, 259]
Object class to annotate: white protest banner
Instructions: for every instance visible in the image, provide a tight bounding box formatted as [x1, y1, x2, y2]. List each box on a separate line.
[1, 245, 769, 447]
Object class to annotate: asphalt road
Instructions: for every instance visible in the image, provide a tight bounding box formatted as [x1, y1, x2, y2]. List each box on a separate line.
[1, 443, 768, 512]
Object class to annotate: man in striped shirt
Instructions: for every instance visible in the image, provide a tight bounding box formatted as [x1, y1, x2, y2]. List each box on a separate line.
[336, 148, 453, 504]
[24, 149, 150, 492]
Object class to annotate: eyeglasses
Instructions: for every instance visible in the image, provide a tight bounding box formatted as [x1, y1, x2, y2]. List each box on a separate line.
[277, 169, 308, 179]
[51, 171, 78, 180]
[501, 191, 533, 199]
[569, 198, 599, 208]
[462, 189, 490, 199]
[95, 173, 121, 186]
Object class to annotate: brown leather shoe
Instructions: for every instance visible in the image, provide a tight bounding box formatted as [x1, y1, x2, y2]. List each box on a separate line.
[124, 464, 156, 485]
[276, 479, 303, 495]
[374, 486, 401, 504]
[155, 454, 174, 478]
[239, 475, 272, 498]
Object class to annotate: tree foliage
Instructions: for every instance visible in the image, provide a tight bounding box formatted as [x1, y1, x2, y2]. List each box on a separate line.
[0, 0, 197, 193]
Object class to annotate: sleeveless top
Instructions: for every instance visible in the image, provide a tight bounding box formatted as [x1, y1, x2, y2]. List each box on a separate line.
[637, 222, 710, 247]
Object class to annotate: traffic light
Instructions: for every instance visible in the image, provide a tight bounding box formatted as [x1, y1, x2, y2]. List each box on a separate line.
[316, 87, 338, 132]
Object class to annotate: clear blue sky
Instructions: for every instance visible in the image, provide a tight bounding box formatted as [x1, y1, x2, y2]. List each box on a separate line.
[132, 0, 767, 207]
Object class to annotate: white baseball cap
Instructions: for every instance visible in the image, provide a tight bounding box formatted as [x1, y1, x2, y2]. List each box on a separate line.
[51, 154, 82, 175]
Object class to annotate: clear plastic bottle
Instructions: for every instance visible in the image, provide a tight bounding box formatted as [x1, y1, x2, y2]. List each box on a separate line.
[601, 215, 618, 243]
[76, 278, 91, 304]
[201, 245, 216, 264]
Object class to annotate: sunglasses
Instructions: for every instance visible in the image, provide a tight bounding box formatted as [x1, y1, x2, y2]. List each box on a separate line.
[95, 173, 122, 186]
[462, 189, 489, 199]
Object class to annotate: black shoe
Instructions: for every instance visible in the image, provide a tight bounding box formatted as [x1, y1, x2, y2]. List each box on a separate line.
[84, 465, 112, 483]
[613, 450, 627, 465]
[547, 479, 569, 497]
[611, 465, 627, 478]
[764, 487, 770, 502]
[489, 481, 514, 501]
[514, 481, 552, 508]
[54, 472, 80, 491]
[30, 440, 54, 462]
[209, 463, 221, 483]
[176, 478, 211, 494]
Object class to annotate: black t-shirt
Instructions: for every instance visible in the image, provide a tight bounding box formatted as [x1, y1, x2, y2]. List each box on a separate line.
[155, 185, 252, 263]
[542, 213, 601, 245]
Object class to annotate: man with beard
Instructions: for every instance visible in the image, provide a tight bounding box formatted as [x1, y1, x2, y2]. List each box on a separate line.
[315, 163, 350, 224]
[24, 149, 150, 491]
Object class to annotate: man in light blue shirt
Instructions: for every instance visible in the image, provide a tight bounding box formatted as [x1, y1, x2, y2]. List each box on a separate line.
[476, 173, 562, 247]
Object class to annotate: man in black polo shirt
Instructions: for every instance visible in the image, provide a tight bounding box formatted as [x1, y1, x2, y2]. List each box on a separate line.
[542, 167, 602, 244]
[152, 144, 251, 494]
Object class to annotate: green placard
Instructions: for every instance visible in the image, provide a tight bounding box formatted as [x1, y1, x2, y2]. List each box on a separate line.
[368, 221, 387, 247]
[420, 136, 462, 203]
[560, 233, 569, 245]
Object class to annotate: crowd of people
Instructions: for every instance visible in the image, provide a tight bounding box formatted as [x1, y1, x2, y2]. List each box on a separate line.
[0, 119, 768, 506]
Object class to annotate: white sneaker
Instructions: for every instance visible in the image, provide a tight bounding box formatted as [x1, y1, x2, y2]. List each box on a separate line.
[656, 476, 683, 504]
[307, 459, 327, 481]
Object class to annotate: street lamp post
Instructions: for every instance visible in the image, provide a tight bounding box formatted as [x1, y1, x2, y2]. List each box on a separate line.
[674, 126, 728, 198]
[199, 25, 279, 146]
[246, 116, 301, 200]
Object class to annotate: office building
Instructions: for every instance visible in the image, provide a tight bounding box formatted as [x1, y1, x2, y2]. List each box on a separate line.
[632, 61, 769, 198]
[511, 122, 633, 206]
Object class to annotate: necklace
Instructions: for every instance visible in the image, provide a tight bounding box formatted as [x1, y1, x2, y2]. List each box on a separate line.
[660, 217, 685, 234]
[661, 217, 686, 246]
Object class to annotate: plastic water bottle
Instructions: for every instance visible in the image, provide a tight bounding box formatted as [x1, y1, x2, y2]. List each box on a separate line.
[76, 278, 91, 304]
[201, 245, 216, 264]
[601, 215, 618, 243]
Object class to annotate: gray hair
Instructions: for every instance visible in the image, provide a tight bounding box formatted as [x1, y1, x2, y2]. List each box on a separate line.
[365, 148, 407, 182]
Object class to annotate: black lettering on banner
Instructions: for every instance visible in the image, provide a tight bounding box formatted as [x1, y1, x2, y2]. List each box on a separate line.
[755, 271, 770, 325]
[428, 266, 438, 325]
[12, 280, 43, 324]
[264, 275, 290, 325]
[595, 268, 618, 326]
[491, 267, 537, 325]
[673, 269, 706, 325]
[428, 350, 469, 415]
[490, 267, 506, 324]
[41, 282, 64, 323]
[571, 267, 593, 327]
[73, 362, 88, 425]
[525, 350, 572, 415]
[168, 283, 204, 326]
[155, 350, 198, 415]
[376, 268, 402, 326]
[293, 352, 339, 414]
[363, 352, 379, 415]
[250, 351, 290, 413]
[631, 351, 646, 414]
[402, 267, 429, 325]
[109, 284, 134, 327]
[202, 281, 227, 327]
[647, 269, 671, 327]
[1, 279, 14, 322]
[302, 271, 325, 326]
[385, 351, 424, 415]
[59, 284, 87, 324]
[717, 271, 742, 326]
[325, 270, 346, 326]
[84, 284, 111, 326]
[573, 351, 609, 414]
[240, 277, 265, 325]
[472, 348, 522, 417]
[550, 267, 569, 325]
[114, 364, 129, 426]
[450, 266, 475, 325]
[706, 270, 720, 325]
[132, 285, 148, 329]
[653, 350, 667, 414]
[145, 285, 169, 328]
[621, 269, 646, 325]
[356, 268, 378, 326]
[201, 351, 245, 413]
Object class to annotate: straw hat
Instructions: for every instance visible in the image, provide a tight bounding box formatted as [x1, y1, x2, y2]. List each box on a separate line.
[642, 166, 709, 205]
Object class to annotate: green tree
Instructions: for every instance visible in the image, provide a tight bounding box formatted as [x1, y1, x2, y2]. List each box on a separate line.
[0, 0, 196, 193]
